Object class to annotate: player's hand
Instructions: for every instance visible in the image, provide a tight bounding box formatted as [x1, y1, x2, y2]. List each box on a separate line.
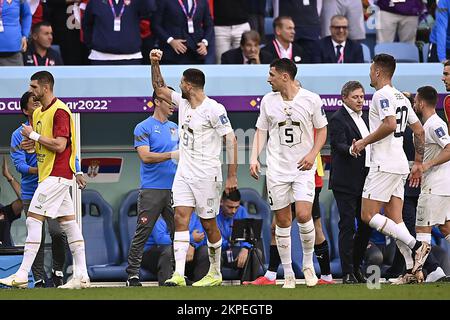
[247, 52, 260, 64]
[408, 163, 423, 188]
[421, 161, 432, 173]
[20, 138, 35, 151]
[352, 138, 366, 156]
[149, 49, 163, 63]
[249, 161, 260, 180]
[21, 36, 27, 53]
[192, 229, 205, 243]
[76, 173, 87, 190]
[297, 152, 315, 171]
[169, 39, 187, 54]
[225, 175, 238, 195]
[237, 248, 249, 268]
[2, 156, 13, 180]
[186, 245, 195, 262]
[21, 123, 33, 138]
[196, 42, 208, 56]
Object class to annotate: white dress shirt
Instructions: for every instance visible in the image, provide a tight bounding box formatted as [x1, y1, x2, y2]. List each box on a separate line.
[344, 104, 370, 167]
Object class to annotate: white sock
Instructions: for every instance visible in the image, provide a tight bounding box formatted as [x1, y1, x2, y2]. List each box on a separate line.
[60, 220, 89, 279]
[173, 231, 190, 277]
[395, 239, 414, 270]
[425, 267, 446, 283]
[264, 270, 277, 281]
[298, 219, 315, 269]
[395, 222, 417, 249]
[275, 225, 294, 277]
[17, 217, 43, 280]
[445, 234, 450, 243]
[416, 232, 431, 244]
[207, 239, 222, 276]
[368, 214, 398, 238]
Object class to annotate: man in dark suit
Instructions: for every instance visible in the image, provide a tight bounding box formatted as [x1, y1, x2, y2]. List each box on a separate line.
[261, 16, 312, 64]
[329, 81, 372, 284]
[318, 15, 364, 63]
[153, 0, 214, 64]
[221, 30, 272, 64]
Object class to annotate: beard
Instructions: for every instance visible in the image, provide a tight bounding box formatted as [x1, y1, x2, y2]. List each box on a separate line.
[181, 90, 188, 99]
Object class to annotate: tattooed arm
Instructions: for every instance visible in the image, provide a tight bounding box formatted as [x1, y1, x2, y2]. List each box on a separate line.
[150, 49, 173, 102]
[409, 120, 425, 188]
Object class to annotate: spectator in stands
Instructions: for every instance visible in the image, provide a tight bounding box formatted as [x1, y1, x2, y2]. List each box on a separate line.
[213, 0, 251, 64]
[374, 0, 424, 44]
[217, 189, 263, 283]
[428, 0, 450, 62]
[320, 0, 366, 41]
[141, 214, 209, 286]
[153, 0, 213, 65]
[82, 0, 156, 65]
[221, 30, 272, 64]
[23, 21, 63, 66]
[273, 0, 321, 63]
[0, 157, 23, 248]
[328, 81, 372, 284]
[318, 15, 364, 63]
[261, 16, 310, 64]
[0, 0, 32, 66]
[248, 0, 267, 41]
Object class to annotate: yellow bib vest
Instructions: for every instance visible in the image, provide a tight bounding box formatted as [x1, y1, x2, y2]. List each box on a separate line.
[33, 99, 76, 183]
[316, 152, 324, 177]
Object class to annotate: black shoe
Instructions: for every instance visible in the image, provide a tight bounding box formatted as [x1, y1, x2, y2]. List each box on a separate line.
[34, 279, 46, 288]
[126, 276, 142, 287]
[52, 270, 64, 288]
[353, 268, 367, 283]
[342, 273, 358, 284]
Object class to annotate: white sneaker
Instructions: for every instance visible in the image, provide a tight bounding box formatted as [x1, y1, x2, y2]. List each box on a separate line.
[282, 274, 296, 289]
[0, 274, 28, 289]
[302, 266, 318, 287]
[58, 277, 91, 289]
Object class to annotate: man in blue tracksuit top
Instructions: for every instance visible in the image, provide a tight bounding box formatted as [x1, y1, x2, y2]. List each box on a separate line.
[141, 213, 209, 286]
[217, 189, 263, 282]
[10, 91, 85, 288]
[429, 0, 450, 62]
[125, 87, 179, 287]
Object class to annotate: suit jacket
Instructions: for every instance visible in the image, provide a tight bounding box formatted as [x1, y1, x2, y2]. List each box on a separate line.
[261, 40, 312, 63]
[318, 36, 364, 63]
[153, 0, 214, 64]
[328, 107, 369, 195]
[221, 47, 272, 64]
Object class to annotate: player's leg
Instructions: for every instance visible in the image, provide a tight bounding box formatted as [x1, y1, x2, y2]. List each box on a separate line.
[274, 205, 296, 288]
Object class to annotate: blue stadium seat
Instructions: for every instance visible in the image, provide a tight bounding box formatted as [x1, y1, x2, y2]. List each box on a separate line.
[374, 42, 420, 63]
[118, 189, 156, 281]
[361, 43, 372, 63]
[264, 17, 274, 43]
[82, 189, 127, 281]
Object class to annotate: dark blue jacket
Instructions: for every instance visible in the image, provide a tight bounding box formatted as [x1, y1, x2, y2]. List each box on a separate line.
[318, 36, 364, 64]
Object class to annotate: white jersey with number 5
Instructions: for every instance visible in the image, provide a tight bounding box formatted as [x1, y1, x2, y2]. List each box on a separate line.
[256, 88, 328, 180]
[369, 85, 419, 174]
[172, 91, 233, 181]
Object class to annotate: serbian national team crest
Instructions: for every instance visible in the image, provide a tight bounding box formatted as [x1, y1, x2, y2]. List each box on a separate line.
[81, 157, 123, 183]
[87, 160, 100, 178]
[444, 95, 450, 122]
[170, 127, 177, 136]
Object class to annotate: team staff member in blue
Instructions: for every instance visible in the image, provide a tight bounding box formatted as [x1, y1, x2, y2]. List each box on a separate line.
[125, 87, 179, 287]
[10, 91, 85, 288]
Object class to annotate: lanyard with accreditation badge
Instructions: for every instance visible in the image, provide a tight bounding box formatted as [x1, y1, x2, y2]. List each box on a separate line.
[178, 0, 197, 34]
[108, 0, 126, 32]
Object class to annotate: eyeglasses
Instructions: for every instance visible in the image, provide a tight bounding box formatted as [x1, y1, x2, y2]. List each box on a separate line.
[331, 26, 348, 30]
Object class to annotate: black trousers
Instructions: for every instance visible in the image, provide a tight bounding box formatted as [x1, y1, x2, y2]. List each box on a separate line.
[221, 246, 263, 282]
[333, 191, 372, 275]
[126, 189, 174, 278]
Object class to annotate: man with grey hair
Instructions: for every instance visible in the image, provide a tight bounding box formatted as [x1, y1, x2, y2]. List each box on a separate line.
[329, 80, 372, 284]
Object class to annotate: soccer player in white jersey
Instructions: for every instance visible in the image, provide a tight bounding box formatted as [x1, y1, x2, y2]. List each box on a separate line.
[352, 54, 431, 281]
[148, 49, 238, 287]
[413, 86, 450, 254]
[250, 58, 328, 288]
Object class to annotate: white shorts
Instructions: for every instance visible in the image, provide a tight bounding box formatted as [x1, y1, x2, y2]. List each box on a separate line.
[266, 170, 315, 211]
[172, 175, 222, 219]
[28, 176, 74, 218]
[362, 170, 407, 202]
[416, 193, 450, 227]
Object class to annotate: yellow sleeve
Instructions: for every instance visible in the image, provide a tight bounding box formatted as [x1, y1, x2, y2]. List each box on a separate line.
[316, 152, 324, 177]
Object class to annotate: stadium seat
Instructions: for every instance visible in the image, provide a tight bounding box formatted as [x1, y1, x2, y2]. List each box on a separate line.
[264, 17, 274, 43]
[421, 42, 430, 63]
[374, 42, 420, 63]
[118, 189, 156, 281]
[82, 189, 126, 281]
[361, 43, 371, 63]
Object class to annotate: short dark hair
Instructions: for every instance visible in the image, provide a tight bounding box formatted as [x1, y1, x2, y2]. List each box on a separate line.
[372, 54, 396, 78]
[152, 86, 175, 104]
[416, 86, 438, 106]
[31, 21, 52, 35]
[20, 91, 34, 116]
[240, 30, 260, 46]
[341, 81, 364, 97]
[30, 71, 54, 90]
[182, 68, 205, 88]
[444, 60, 450, 67]
[222, 189, 241, 202]
[273, 16, 293, 31]
[270, 58, 297, 80]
